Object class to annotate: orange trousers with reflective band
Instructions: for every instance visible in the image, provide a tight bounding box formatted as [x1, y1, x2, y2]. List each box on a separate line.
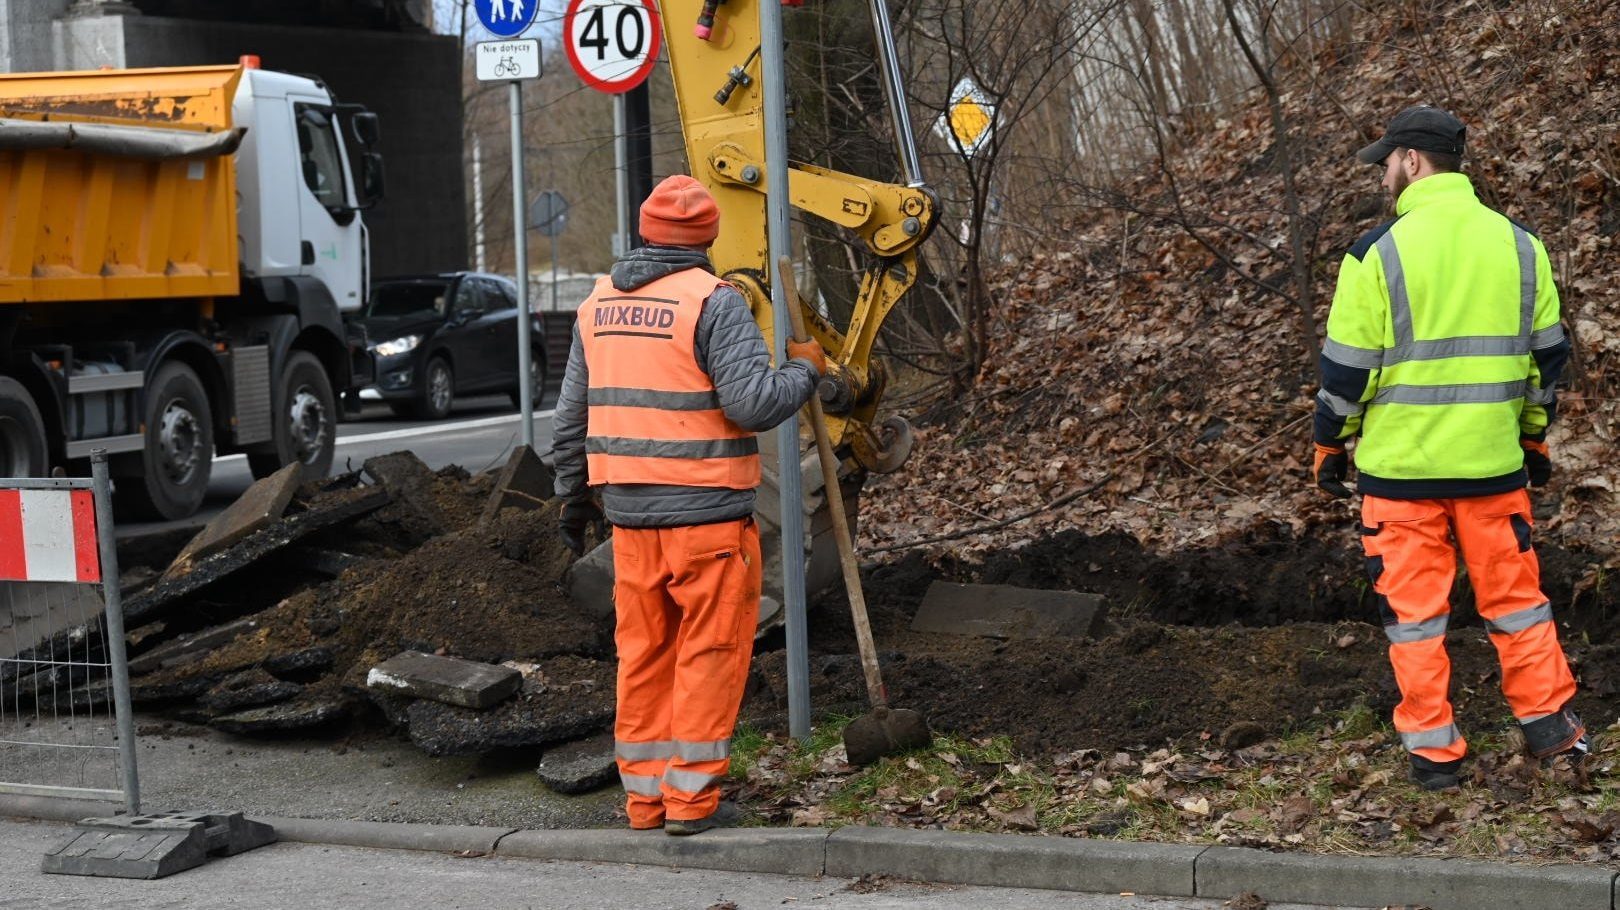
[611, 517, 761, 828]
[1361, 489, 1579, 763]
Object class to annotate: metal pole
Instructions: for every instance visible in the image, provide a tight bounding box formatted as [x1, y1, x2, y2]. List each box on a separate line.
[473, 136, 487, 272]
[511, 80, 535, 446]
[91, 451, 139, 815]
[550, 231, 559, 312]
[613, 92, 630, 257]
[760, 0, 810, 743]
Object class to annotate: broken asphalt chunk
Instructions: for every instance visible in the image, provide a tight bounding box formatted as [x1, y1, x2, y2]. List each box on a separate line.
[479, 445, 554, 524]
[535, 732, 617, 794]
[210, 697, 349, 734]
[365, 650, 521, 710]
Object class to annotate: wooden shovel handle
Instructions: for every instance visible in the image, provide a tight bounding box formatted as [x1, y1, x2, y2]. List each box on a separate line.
[777, 256, 888, 709]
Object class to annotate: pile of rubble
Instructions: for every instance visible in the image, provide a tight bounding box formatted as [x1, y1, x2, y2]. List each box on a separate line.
[4, 448, 622, 795]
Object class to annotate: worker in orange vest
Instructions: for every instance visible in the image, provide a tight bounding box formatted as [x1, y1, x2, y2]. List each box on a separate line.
[552, 175, 825, 834]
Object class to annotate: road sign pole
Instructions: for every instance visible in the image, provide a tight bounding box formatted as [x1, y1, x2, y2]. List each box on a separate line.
[510, 79, 535, 445]
[613, 92, 629, 257]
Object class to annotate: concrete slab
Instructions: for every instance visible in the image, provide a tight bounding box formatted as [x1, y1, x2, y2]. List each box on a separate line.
[480, 445, 554, 523]
[911, 582, 1108, 639]
[535, 733, 617, 795]
[825, 826, 1200, 897]
[495, 826, 830, 876]
[366, 651, 521, 710]
[1195, 846, 1616, 910]
[171, 463, 301, 568]
[259, 816, 514, 854]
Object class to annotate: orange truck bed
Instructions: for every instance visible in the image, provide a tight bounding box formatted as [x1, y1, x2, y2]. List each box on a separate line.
[0, 65, 245, 305]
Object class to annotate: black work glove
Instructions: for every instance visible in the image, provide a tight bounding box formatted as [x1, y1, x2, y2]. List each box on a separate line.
[1522, 438, 1552, 488]
[1313, 443, 1351, 499]
[559, 498, 606, 557]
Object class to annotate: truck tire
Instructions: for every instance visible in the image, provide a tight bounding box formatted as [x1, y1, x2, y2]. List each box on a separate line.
[0, 376, 49, 477]
[247, 351, 336, 483]
[509, 347, 547, 411]
[121, 361, 213, 521]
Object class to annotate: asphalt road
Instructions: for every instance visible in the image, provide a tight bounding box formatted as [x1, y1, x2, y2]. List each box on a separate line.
[0, 818, 1363, 910]
[119, 391, 558, 538]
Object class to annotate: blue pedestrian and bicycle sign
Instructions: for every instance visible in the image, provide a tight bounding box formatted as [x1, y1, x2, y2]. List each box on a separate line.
[476, 0, 538, 38]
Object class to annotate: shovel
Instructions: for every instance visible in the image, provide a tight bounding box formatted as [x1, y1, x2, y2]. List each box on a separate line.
[777, 256, 931, 766]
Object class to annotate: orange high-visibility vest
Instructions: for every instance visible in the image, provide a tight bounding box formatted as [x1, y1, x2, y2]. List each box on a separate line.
[578, 268, 761, 490]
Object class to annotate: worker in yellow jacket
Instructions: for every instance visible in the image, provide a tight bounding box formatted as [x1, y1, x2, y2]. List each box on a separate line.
[1311, 105, 1584, 790]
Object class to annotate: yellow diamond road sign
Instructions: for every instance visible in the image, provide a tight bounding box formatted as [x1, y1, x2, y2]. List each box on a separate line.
[936, 78, 995, 156]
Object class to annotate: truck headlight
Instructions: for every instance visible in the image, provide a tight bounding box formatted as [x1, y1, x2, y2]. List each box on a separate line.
[370, 334, 421, 357]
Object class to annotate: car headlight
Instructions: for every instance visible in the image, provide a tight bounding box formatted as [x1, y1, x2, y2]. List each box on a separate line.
[370, 334, 421, 357]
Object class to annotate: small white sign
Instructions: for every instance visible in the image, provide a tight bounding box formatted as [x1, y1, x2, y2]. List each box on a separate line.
[475, 39, 542, 82]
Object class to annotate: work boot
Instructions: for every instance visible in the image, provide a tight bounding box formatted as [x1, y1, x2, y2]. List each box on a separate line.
[1541, 733, 1592, 769]
[665, 801, 740, 836]
[1408, 755, 1463, 791]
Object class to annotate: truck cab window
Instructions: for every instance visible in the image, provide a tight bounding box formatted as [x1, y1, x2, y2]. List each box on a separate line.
[296, 105, 349, 212]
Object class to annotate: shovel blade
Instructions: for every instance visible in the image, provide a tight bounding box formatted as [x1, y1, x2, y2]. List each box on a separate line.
[843, 706, 932, 767]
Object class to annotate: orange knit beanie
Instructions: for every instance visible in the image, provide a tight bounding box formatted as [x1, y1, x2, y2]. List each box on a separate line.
[639, 175, 720, 247]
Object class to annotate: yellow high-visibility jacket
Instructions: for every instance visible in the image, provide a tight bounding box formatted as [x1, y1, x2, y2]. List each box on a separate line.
[1314, 173, 1570, 499]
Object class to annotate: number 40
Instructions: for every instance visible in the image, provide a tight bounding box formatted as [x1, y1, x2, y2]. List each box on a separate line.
[580, 5, 645, 61]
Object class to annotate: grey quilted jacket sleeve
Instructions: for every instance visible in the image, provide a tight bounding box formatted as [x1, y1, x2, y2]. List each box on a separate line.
[695, 285, 817, 431]
[550, 322, 591, 502]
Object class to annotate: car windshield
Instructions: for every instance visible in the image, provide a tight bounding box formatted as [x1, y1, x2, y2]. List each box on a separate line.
[366, 281, 450, 319]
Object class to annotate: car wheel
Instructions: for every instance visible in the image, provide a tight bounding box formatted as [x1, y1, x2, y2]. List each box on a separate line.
[509, 348, 546, 411]
[246, 351, 336, 483]
[0, 375, 48, 477]
[118, 361, 213, 521]
[412, 356, 454, 420]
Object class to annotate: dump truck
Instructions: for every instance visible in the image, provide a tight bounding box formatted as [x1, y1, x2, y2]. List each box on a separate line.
[0, 61, 383, 519]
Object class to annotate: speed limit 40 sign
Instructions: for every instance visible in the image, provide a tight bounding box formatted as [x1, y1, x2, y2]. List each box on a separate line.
[564, 0, 662, 94]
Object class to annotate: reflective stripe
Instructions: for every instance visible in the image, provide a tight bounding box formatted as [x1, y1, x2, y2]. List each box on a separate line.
[1384, 335, 1528, 366]
[1513, 226, 1536, 338]
[1376, 233, 1413, 346]
[586, 436, 759, 459]
[1530, 323, 1566, 350]
[662, 767, 721, 794]
[1526, 386, 1557, 405]
[1519, 711, 1552, 724]
[620, 772, 663, 796]
[1484, 601, 1553, 636]
[589, 387, 723, 411]
[1323, 337, 1383, 369]
[1385, 614, 1448, 644]
[1400, 723, 1461, 751]
[674, 739, 731, 762]
[1371, 380, 1527, 406]
[1317, 389, 1363, 418]
[616, 739, 675, 761]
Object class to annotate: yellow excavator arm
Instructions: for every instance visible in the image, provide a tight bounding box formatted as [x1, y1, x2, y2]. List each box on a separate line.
[658, 0, 934, 473]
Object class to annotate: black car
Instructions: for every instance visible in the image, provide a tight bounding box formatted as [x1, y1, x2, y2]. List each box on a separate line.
[353, 272, 546, 419]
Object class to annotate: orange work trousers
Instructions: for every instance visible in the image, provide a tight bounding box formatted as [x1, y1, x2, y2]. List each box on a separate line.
[611, 516, 761, 828]
[1361, 489, 1581, 764]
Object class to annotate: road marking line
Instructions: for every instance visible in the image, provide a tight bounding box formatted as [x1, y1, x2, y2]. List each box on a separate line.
[211, 411, 556, 464]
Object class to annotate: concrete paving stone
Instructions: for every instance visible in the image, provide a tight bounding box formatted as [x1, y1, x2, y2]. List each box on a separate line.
[495, 826, 831, 876]
[825, 826, 1201, 897]
[1196, 846, 1617, 910]
[366, 650, 521, 710]
[171, 463, 301, 567]
[258, 816, 515, 853]
[480, 444, 554, 523]
[912, 581, 1108, 639]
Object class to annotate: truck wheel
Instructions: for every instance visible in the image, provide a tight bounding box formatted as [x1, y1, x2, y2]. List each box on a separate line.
[509, 348, 546, 411]
[121, 361, 213, 521]
[0, 376, 49, 477]
[411, 356, 454, 420]
[247, 351, 336, 483]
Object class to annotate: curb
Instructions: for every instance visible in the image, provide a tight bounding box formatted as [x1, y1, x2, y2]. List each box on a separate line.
[3, 794, 1614, 909]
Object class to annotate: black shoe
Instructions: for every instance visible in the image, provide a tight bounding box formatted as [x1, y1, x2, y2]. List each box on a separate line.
[1409, 755, 1463, 791]
[665, 801, 740, 836]
[1542, 733, 1592, 769]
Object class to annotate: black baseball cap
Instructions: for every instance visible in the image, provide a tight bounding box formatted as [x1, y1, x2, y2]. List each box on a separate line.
[1355, 105, 1467, 165]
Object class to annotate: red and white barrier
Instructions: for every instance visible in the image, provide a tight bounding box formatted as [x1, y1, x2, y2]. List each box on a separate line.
[0, 488, 101, 584]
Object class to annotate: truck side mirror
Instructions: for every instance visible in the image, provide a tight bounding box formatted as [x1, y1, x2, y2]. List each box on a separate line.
[351, 112, 381, 147]
[360, 152, 385, 206]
